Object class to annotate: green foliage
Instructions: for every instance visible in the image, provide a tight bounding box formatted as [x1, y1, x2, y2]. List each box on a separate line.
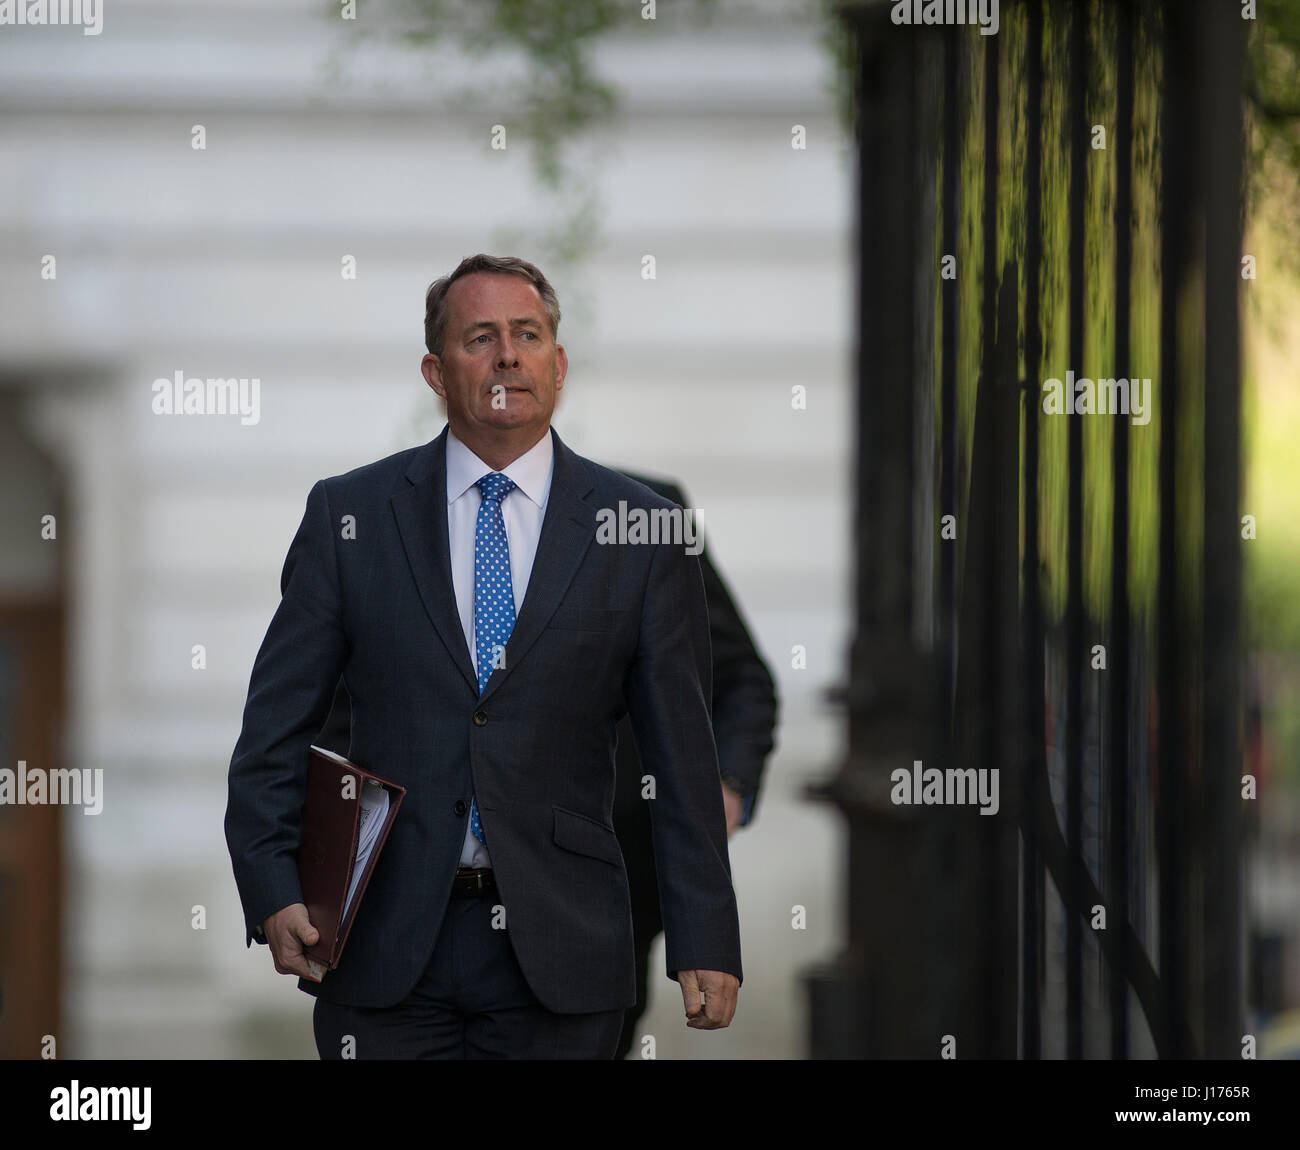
[404, 0, 629, 190]
[1248, 0, 1300, 263]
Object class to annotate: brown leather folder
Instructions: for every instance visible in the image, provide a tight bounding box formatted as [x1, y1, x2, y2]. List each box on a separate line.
[298, 745, 405, 980]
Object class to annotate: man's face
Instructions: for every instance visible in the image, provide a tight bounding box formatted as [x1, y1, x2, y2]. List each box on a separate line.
[422, 272, 566, 442]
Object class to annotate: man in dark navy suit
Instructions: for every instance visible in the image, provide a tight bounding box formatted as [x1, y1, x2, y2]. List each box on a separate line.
[225, 254, 741, 1059]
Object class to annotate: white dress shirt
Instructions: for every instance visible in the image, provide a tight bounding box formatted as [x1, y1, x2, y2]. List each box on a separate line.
[446, 425, 555, 868]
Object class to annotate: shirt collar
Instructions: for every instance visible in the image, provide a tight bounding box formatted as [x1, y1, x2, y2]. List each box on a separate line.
[446, 425, 554, 509]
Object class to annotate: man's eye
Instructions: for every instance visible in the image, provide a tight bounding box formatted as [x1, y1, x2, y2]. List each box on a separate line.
[474, 334, 490, 343]
[520, 331, 537, 340]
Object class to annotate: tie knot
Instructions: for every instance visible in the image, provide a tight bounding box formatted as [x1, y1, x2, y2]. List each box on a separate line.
[475, 472, 516, 503]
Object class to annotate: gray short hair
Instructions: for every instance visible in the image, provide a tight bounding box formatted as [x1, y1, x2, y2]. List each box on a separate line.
[424, 254, 561, 357]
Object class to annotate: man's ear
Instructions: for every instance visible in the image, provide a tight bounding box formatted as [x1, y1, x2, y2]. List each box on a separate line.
[554, 344, 568, 391]
[421, 353, 446, 397]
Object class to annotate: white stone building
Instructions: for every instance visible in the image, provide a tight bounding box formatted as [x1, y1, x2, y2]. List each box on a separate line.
[0, 0, 853, 1058]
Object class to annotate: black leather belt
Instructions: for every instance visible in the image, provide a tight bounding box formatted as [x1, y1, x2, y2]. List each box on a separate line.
[451, 867, 498, 899]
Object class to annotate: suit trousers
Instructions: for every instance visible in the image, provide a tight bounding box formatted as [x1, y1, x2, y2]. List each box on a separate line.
[312, 894, 623, 1059]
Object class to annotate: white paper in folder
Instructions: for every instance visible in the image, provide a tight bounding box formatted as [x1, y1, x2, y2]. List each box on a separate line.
[343, 780, 390, 921]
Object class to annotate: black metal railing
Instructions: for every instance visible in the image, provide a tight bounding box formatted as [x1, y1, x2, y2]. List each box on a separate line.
[809, 0, 1246, 1060]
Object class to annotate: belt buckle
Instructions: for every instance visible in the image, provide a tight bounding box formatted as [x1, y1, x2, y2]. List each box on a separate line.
[456, 866, 491, 896]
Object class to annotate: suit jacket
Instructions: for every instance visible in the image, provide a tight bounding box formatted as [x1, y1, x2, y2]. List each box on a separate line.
[224, 425, 742, 1013]
[314, 472, 778, 914]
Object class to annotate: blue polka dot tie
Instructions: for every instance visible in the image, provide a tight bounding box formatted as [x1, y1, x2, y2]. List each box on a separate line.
[470, 472, 517, 845]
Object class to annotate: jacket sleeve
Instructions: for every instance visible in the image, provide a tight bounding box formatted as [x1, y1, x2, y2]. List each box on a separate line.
[224, 479, 350, 946]
[623, 535, 743, 984]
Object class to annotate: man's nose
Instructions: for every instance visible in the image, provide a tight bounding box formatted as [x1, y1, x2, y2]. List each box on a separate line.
[496, 336, 520, 368]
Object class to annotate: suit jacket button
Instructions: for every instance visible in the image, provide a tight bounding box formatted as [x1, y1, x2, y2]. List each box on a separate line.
[473, 710, 488, 726]
[453, 799, 467, 817]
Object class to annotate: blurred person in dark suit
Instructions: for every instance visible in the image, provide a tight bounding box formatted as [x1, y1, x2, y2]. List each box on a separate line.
[605, 473, 776, 1059]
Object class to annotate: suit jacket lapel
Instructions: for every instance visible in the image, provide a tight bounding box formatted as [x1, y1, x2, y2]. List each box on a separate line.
[391, 426, 480, 694]
[479, 426, 597, 704]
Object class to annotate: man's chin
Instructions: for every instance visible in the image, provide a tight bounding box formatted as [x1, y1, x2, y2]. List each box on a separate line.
[478, 404, 550, 433]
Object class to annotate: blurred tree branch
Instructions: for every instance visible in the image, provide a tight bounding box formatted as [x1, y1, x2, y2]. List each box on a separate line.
[396, 0, 722, 273]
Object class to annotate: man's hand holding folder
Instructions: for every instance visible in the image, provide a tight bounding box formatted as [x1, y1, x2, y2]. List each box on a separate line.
[263, 902, 322, 982]
[258, 746, 405, 984]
